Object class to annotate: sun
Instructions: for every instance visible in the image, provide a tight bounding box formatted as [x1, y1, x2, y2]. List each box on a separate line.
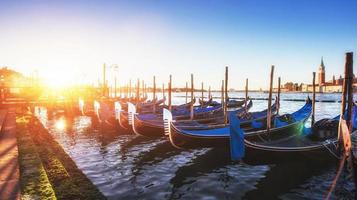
[44, 72, 76, 88]
[36, 60, 84, 88]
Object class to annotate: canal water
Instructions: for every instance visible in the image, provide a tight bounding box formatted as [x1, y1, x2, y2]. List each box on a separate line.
[35, 92, 356, 200]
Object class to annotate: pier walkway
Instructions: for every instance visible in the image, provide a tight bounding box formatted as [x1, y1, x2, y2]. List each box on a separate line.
[0, 108, 20, 200]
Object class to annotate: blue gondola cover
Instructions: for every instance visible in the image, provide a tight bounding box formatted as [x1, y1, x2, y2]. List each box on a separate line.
[229, 112, 245, 161]
[274, 117, 288, 128]
[352, 106, 357, 130]
[251, 120, 263, 129]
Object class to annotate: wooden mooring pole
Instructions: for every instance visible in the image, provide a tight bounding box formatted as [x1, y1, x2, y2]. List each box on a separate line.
[221, 80, 224, 106]
[102, 63, 106, 97]
[114, 76, 117, 98]
[168, 75, 172, 111]
[344, 52, 357, 190]
[190, 74, 194, 120]
[277, 77, 281, 115]
[153, 76, 156, 113]
[119, 84, 122, 98]
[327, 52, 357, 199]
[141, 80, 145, 98]
[267, 65, 274, 132]
[129, 79, 132, 98]
[224, 66, 228, 125]
[208, 86, 211, 99]
[312, 72, 316, 126]
[136, 79, 140, 106]
[245, 78, 248, 111]
[162, 83, 165, 105]
[201, 82, 204, 107]
[153, 76, 156, 101]
[144, 83, 147, 98]
[185, 82, 188, 103]
[339, 52, 355, 174]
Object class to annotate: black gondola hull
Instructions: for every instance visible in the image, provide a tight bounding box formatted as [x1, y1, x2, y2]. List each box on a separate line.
[133, 115, 164, 137]
[119, 111, 133, 131]
[169, 118, 307, 149]
[243, 142, 337, 165]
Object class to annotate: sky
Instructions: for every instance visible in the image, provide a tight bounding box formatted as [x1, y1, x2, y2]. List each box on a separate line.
[0, 0, 356, 89]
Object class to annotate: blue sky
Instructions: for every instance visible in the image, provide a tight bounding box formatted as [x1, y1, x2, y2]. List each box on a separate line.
[0, 0, 356, 89]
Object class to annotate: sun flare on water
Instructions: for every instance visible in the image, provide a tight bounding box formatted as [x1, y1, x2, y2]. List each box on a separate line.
[55, 119, 66, 130]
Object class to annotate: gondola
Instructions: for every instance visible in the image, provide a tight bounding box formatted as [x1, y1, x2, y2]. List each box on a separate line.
[198, 98, 214, 106]
[79, 98, 95, 116]
[92, 96, 160, 130]
[117, 99, 165, 130]
[131, 100, 229, 136]
[173, 99, 270, 130]
[94, 100, 117, 127]
[235, 107, 357, 165]
[166, 98, 312, 149]
[117, 98, 197, 130]
[227, 98, 247, 108]
[137, 97, 166, 111]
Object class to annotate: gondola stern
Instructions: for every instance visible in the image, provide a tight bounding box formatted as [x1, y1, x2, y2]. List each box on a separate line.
[132, 113, 143, 136]
[94, 100, 101, 123]
[114, 101, 122, 120]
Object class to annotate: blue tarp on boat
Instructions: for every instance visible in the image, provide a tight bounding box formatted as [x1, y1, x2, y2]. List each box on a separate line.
[179, 100, 312, 137]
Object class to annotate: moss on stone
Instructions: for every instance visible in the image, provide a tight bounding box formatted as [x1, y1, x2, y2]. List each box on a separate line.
[16, 117, 57, 200]
[27, 114, 106, 200]
[17, 111, 106, 200]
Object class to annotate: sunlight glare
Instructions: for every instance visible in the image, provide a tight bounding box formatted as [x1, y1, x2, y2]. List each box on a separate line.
[55, 119, 66, 130]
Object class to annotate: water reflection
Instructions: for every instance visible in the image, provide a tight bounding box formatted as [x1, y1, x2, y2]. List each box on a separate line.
[243, 161, 332, 199]
[33, 93, 357, 200]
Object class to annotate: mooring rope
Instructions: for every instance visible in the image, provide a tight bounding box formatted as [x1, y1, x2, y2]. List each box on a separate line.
[325, 153, 347, 200]
[322, 140, 340, 160]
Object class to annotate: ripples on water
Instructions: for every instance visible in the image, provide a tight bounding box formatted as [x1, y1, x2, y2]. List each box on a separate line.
[35, 92, 357, 200]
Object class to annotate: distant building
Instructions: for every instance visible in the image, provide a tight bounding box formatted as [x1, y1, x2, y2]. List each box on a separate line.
[0, 67, 41, 99]
[279, 82, 301, 92]
[273, 81, 302, 92]
[301, 57, 355, 93]
[0, 67, 29, 87]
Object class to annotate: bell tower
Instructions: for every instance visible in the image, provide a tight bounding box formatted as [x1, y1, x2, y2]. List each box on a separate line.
[318, 57, 325, 85]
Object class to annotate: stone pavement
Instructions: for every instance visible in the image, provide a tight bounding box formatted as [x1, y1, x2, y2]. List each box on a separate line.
[0, 108, 20, 200]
